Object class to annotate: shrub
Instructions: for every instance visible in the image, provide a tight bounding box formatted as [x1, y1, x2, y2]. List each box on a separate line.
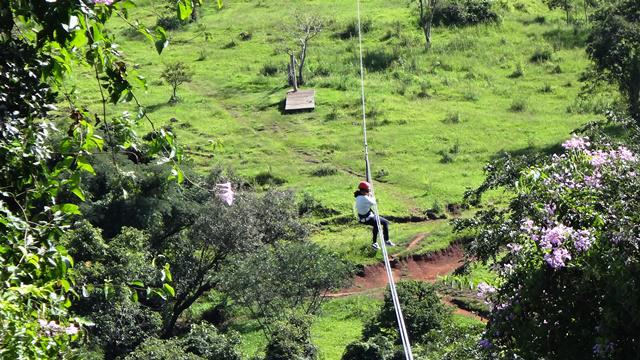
[530, 47, 552, 63]
[264, 315, 317, 360]
[311, 166, 338, 177]
[362, 50, 398, 72]
[539, 83, 553, 93]
[508, 63, 525, 78]
[297, 192, 339, 217]
[338, 18, 372, 39]
[222, 40, 237, 49]
[509, 98, 528, 112]
[196, 49, 208, 61]
[443, 112, 461, 124]
[417, 81, 432, 98]
[364, 281, 451, 340]
[456, 137, 640, 358]
[254, 171, 286, 186]
[260, 63, 280, 76]
[433, 0, 500, 27]
[156, 16, 184, 31]
[463, 90, 480, 102]
[182, 323, 242, 360]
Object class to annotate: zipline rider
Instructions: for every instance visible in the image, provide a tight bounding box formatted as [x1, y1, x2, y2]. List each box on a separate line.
[354, 181, 395, 250]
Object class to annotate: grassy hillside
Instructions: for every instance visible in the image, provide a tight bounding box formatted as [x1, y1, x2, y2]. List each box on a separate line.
[66, 0, 603, 263]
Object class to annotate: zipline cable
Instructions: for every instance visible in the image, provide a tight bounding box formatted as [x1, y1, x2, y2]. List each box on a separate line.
[355, 1, 414, 359]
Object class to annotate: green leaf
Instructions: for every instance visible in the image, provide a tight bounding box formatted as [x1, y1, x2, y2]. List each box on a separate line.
[82, 285, 89, 298]
[130, 280, 144, 288]
[163, 263, 173, 282]
[76, 156, 95, 175]
[154, 27, 169, 55]
[177, 0, 192, 21]
[60, 279, 71, 292]
[60, 204, 81, 215]
[163, 283, 175, 297]
[71, 187, 86, 202]
[217, 0, 223, 9]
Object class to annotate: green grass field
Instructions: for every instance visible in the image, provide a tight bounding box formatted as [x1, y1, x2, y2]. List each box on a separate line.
[66, 0, 608, 357]
[71, 0, 595, 221]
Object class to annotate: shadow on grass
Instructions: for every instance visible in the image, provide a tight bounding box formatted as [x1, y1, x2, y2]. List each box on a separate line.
[543, 27, 589, 49]
[489, 142, 563, 161]
[145, 101, 171, 114]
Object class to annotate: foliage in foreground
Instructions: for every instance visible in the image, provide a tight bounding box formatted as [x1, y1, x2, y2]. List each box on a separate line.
[343, 281, 484, 360]
[457, 125, 640, 359]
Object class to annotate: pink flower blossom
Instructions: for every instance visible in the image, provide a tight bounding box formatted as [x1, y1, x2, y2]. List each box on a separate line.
[215, 182, 234, 206]
[562, 135, 590, 151]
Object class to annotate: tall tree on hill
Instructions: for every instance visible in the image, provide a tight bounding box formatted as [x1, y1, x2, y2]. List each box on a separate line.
[286, 13, 325, 86]
[415, 0, 438, 50]
[586, 0, 640, 122]
[545, 0, 578, 24]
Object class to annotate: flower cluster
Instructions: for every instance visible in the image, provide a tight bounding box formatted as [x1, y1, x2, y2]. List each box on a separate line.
[38, 319, 79, 336]
[521, 220, 595, 269]
[562, 135, 590, 150]
[477, 282, 496, 304]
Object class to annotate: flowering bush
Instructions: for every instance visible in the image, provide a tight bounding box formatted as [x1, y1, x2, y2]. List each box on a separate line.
[457, 135, 640, 359]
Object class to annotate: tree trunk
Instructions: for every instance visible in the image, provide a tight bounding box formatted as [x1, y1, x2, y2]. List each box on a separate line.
[290, 54, 298, 91]
[298, 43, 307, 86]
[162, 282, 214, 337]
[190, 0, 198, 22]
[422, 0, 435, 50]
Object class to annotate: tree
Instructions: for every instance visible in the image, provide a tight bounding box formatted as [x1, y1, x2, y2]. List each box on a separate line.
[363, 281, 451, 341]
[221, 241, 353, 335]
[161, 62, 193, 104]
[264, 315, 318, 360]
[415, 0, 438, 50]
[1, 0, 189, 355]
[125, 322, 241, 360]
[456, 135, 640, 358]
[161, 190, 308, 336]
[545, 0, 578, 24]
[586, 0, 640, 121]
[286, 13, 325, 86]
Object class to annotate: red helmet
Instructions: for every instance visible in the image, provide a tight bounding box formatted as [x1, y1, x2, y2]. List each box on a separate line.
[358, 181, 371, 191]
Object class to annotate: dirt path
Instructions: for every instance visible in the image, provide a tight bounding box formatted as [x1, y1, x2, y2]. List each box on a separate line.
[329, 239, 487, 321]
[330, 244, 464, 297]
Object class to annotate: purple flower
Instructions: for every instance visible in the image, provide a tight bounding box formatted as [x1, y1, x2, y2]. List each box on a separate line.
[589, 150, 610, 167]
[584, 171, 602, 188]
[65, 324, 79, 335]
[507, 243, 522, 254]
[562, 135, 590, 151]
[215, 182, 234, 206]
[521, 219, 535, 233]
[574, 229, 593, 252]
[540, 225, 571, 249]
[544, 248, 572, 269]
[544, 203, 556, 216]
[479, 339, 492, 349]
[477, 282, 496, 299]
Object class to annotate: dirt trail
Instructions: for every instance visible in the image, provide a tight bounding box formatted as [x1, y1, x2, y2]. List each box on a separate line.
[329, 235, 486, 321]
[331, 245, 464, 297]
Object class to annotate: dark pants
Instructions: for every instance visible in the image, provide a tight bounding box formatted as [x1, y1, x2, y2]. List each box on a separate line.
[359, 214, 389, 243]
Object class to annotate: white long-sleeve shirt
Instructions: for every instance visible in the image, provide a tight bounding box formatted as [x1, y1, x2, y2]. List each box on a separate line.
[355, 195, 376, 216]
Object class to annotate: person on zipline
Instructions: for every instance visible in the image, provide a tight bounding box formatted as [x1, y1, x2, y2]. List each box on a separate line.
[354, 181, 395, 250]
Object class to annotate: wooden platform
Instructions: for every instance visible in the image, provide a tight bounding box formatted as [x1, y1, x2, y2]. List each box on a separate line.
[285, 89, 315, 111]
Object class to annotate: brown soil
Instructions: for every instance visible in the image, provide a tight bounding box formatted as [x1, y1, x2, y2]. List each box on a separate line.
[330, 244, 464, 297]
[329, 236, 487, 321]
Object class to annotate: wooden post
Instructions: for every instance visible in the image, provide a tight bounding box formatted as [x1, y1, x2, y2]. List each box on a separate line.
[290, 53, 298, 92]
